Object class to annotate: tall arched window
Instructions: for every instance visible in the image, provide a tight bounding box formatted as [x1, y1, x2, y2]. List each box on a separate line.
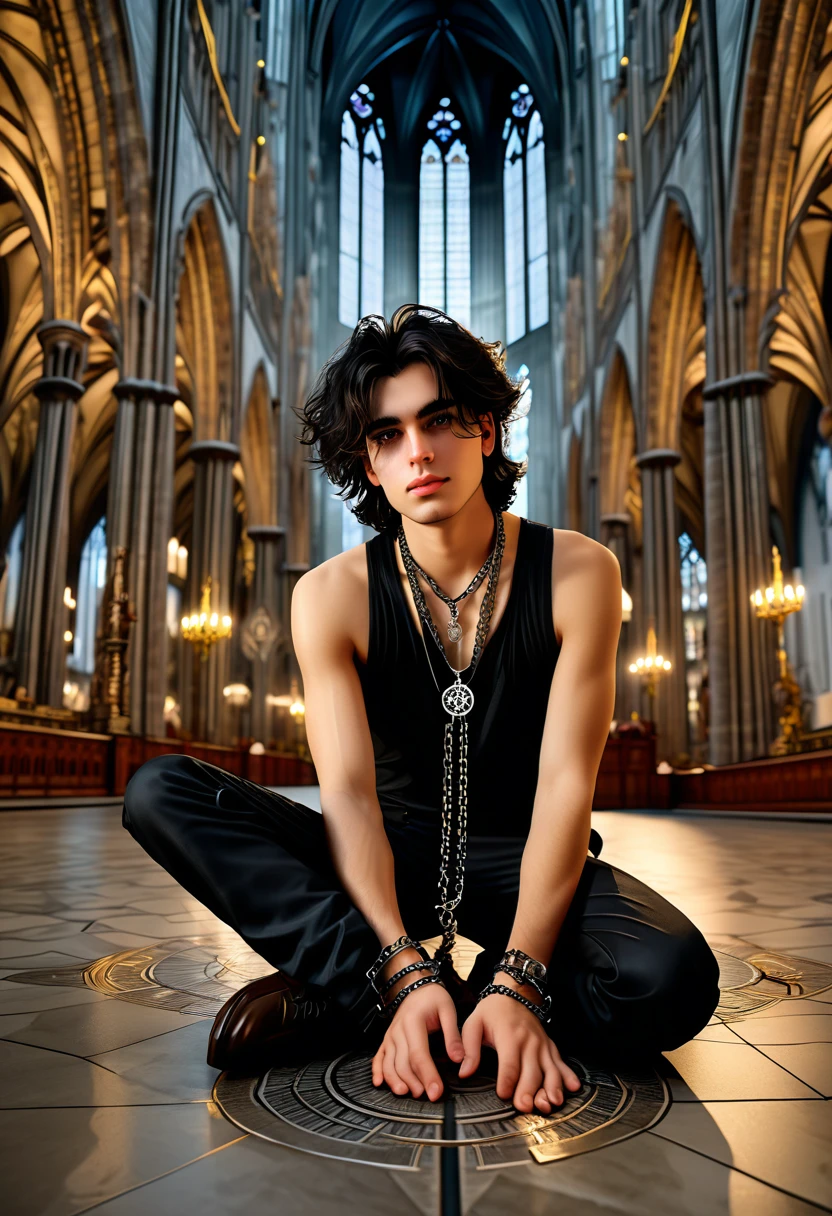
[419, 98, 470, 327]
[678, 530, 708, 760]
[0, 514, 24, 634]
[601, 0, 628, 80]
[503, 85, 549, 345]
[508, 365, 531, 517]
[339, 82, 385, 327]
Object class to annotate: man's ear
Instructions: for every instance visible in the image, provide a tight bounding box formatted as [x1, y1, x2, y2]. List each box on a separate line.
[481, 412, 497, 460]
[362, 450, 381, 488]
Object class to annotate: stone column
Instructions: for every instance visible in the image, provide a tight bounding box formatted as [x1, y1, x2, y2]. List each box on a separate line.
[702, 373, 777, 763]
[634, 448, 689, 763]
[601, 512, 633, 723]
[13, 321, 88, 706]
[183, 440, 240, 743]
[245, 525, 286, 744]
[107, 380, 178, 736]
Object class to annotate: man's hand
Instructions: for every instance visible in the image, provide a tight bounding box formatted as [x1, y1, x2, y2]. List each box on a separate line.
[371, 982, 464, 1101]
[459, 991, 582, 1113]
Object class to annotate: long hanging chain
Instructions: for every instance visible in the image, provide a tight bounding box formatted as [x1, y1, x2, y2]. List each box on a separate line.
[397, 512, 506, 964]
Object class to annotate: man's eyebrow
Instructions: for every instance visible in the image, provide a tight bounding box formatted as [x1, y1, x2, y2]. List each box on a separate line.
[365, 398, 457, 437]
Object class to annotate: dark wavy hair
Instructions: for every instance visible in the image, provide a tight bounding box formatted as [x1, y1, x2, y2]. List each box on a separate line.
[294, 304, 528, 533]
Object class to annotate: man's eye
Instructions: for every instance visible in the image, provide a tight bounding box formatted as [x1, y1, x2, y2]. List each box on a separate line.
[372, 412, 454, 445]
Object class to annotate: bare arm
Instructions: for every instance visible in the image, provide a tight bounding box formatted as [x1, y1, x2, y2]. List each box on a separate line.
[293, 562, 465, 1099]
[291, 563, 406, 950]
[457, 535, 621, 1114]
[505, 536, 622, 968]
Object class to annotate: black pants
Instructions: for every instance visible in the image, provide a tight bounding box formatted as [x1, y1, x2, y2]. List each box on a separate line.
[121, 754, 720, 1059]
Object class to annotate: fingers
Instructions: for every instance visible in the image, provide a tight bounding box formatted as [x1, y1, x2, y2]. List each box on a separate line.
[541, 1052, 563, 1108]
[513, 1040, 543, 1113]
[407, 1024, 444, 1101]
[391, 1034, 425, 1099]
[494, 1038, 520, 1102]
[438, 1000, 465, 1065]
[382, 1039, 409, 1097]
[458, 1014, 483, 1078]
[371, 1044, 384, 1087]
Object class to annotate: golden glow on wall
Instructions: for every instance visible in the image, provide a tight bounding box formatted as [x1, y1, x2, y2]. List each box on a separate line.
[195, 0, 241, 136]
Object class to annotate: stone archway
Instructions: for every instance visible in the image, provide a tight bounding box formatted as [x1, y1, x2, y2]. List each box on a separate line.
[598, 350, 640, 724]
[640, 200, 706, 763]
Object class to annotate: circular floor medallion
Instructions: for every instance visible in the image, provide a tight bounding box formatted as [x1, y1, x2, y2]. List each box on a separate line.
[213, 1049, 670, 1170]
[711, 934, 832, 1020]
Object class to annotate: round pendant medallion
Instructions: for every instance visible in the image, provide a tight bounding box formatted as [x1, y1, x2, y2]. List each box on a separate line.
[447, 620, 463, 643]
[442, 682, 474, 717]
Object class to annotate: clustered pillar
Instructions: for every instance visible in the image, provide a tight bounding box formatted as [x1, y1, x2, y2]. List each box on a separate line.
[635, 449, 689, 763]
[182, 440, 240, 744]
[703, 374, 777, 763]
[13, 321, 89, 707]
[108, 379, 179, 736]
[246, 525, 287, 745]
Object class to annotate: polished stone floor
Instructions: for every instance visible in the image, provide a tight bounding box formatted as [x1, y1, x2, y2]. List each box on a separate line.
[0, 792, 830, 1215]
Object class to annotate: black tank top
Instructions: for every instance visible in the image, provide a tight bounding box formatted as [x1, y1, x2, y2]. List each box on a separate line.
[355, 516, 561, 838]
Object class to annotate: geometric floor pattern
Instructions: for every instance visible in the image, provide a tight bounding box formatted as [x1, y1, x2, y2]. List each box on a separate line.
[1, 793, 831, 1213]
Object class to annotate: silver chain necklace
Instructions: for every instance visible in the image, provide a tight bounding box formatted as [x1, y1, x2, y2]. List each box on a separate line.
[404, 544, 495, 643]
[396, 511, 506, 964]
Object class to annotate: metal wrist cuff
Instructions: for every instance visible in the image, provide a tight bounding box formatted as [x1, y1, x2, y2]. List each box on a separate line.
[477, 982, 552, 1025]
[379, 972, 446, 1018]
[366, 936, 428, 990]
[492, 960, 547, 1000]
[498, 948, 548, 983]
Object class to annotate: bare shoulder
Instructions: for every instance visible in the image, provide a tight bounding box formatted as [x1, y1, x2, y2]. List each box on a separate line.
[549, 528, 621, 644]
[291, 542, 369, 657]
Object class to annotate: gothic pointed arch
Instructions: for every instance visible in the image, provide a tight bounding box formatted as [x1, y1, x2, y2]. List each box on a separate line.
[645, 198, 705, 451]
[599, 349, 638, 522]
[175, 197, 235, 443]
[240, 365, 276, 530]
[729, 0, 830, 369]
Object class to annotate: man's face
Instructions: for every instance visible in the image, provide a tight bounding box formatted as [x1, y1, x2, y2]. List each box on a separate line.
[362, 362, 495, 521]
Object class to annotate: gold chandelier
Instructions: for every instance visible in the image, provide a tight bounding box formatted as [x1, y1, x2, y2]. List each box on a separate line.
[750, 545, 806, 754]
[628, 622, 672, 712]
[181, 576, 232, 660]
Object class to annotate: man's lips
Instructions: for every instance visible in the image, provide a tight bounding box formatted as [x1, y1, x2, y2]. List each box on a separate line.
[408, 477, 448, 494]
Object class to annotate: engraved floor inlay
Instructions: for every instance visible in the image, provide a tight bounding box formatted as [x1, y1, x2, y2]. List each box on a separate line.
[712, 935, 832, 1019]
[213, 1049, 670, 1170]
[8, 935, 275, 1016]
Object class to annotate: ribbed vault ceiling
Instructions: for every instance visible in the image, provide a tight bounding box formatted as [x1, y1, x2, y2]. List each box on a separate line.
[309, 0, 571, 147]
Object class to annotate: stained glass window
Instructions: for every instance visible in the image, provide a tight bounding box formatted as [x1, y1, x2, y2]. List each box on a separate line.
[679, 532, 708, 615]
[419, 99, 470, 327]
[71, 517, 107, 676]
[503, 86, 549, 344]
[508, 365, 531, 518]
[0, 514, 24, 631]
[339, 83, 384, 327]
[679, 529, 708, 760]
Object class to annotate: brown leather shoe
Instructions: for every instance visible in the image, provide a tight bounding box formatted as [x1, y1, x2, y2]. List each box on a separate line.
[206, 970, 338, 1071]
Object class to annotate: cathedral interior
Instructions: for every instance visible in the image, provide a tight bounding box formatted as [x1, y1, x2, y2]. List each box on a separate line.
[1, 1, 831, 1213]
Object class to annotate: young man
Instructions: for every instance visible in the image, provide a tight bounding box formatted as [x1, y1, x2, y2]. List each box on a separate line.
[122, 306, 719, 1115]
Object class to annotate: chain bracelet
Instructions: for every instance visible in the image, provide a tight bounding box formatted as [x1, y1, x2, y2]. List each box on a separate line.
[491, 961, 547, 1001]
[380, 972, 446, 1018]
[376, 957, 439, 999]
[477, 982, 552, 1025]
